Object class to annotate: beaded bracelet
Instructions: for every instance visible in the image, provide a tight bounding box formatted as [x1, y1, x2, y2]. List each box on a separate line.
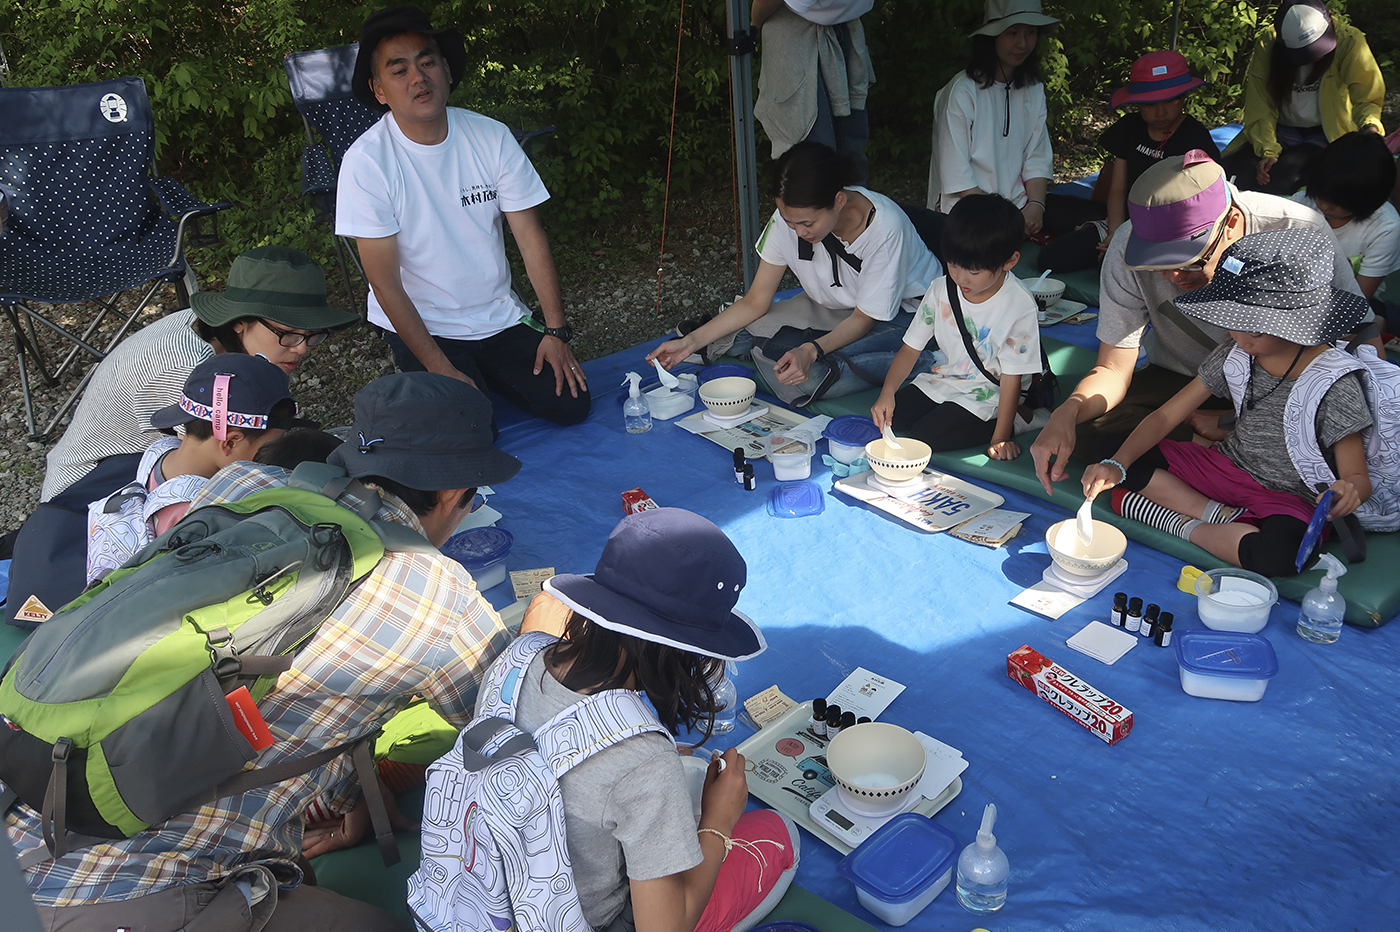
[1100, 458, 1128, 484]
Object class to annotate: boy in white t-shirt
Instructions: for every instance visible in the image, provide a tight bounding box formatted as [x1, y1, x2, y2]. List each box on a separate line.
[872, 194, 1044, 459]
[1292, 131, 1400, 311]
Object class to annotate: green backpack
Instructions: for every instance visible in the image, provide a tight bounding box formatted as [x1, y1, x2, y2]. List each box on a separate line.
[0, 462, 434, 867]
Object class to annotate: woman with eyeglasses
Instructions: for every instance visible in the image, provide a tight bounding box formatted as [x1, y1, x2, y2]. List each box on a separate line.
[6, 246, 357, 630]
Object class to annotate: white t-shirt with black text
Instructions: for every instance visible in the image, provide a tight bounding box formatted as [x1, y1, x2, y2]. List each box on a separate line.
[336, 108, 550, 340]
[755, 186, 942, 321]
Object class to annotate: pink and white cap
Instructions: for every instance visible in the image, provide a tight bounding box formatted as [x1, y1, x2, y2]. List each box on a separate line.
[1124, 149, 1231, 271]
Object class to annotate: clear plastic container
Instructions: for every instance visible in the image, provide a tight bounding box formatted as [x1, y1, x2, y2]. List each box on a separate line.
[838, 813, 958, 926]
[1175, 630, 1279, 701]
[711, 662, 738, 735]
[1194, 568, 1277, 633]
[766, 433, 813, 480]
[440, 527, 514, 591]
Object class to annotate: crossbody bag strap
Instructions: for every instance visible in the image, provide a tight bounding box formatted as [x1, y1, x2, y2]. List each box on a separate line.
[1156, 300, 1222, 353]
[947, 276, 999, 387]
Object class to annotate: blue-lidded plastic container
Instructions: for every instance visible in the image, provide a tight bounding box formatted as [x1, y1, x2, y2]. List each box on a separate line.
[440, 527, 514, 590]
[838, 813, 958, 926]
[699, 362, 752, 384]
[1175, 629, 1279, 701]
[823, 415, 880, 464]
[767, 481, 825, 518]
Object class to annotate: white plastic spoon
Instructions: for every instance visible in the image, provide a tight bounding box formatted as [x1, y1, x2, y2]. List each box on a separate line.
[651, 357, 680, 389]
[881, 424, 904, 451]
[1076, 495, 1095, 546]
[1032, 268, 1053, 290]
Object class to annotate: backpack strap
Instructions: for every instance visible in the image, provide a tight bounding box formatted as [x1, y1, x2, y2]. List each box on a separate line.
[287, 461, 438, 555]
[533, 689, 670, 781]
[946, 277, 1054, 397]
[1155, 299, 1224, 353]
[479, 631, 561, 722]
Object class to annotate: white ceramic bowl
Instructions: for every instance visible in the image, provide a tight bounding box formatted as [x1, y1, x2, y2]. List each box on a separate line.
[1046, 518, 1127, 577]
[863, 437, 932, 483]
[698, 376, 756, 416]
[1029, 277, 1066, 312]
[1194, 568, 1278, 633]
[825, 723, 927, 817]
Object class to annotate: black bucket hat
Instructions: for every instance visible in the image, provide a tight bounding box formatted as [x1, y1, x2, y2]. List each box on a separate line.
[191, 246, 359, 331]
[327, 372, 521, 491]
[1175, 227, 1367, 345]
[352, 5, 467, 113]
[544, 507, 766, 662]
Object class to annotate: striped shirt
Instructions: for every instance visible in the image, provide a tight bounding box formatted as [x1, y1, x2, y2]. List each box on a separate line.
[6, 462, 510, 906]
[41, 309, 213, 501]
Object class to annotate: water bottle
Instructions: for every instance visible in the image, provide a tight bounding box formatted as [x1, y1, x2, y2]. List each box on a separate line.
[1297, 553, 1347, 644]
[710, 662, 738, 735]
[956, 803, 1009, 914]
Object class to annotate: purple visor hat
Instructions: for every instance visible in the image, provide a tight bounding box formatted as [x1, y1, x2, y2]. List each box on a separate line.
[1124, 149, 1231, 271]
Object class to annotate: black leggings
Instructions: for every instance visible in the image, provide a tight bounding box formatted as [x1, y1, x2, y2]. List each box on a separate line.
[891, 384, 996, 451]
[1123, 445, 1309, 577]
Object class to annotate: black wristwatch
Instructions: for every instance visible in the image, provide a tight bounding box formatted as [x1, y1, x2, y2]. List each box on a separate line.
[543, 325, 574, 343]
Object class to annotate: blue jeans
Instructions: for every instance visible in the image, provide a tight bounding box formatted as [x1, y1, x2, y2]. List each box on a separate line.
[762, 311, 939, 400]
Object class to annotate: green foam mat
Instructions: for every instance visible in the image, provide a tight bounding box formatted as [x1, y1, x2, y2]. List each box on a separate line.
[760, 883, 881, 932]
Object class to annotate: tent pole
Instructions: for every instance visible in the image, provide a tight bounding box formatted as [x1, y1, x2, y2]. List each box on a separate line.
[726, 0, 761, 289]
[1169, 0, 1183, 51]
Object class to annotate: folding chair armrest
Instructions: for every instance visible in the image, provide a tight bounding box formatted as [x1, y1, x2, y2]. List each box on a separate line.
[513, 125, 557, 152]
[146, 176, 231, 222]
[302, 145, 338, 198]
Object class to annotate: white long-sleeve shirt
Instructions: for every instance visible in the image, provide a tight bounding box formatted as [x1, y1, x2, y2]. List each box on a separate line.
[927, 71, 1054, 213]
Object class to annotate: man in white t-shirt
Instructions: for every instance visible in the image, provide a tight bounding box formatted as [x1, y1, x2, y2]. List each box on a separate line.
[1030, 148, 1363, 495]
[337, 5, 589, 428]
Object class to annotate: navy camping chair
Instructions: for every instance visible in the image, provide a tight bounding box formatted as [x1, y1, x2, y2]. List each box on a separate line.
[284, 43, 556, 307]
[0, 76, 228, 439]
[284, 43, 382, 306]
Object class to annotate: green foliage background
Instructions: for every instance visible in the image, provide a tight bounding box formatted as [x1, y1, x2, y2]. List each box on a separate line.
[0, 0, 1393, 274]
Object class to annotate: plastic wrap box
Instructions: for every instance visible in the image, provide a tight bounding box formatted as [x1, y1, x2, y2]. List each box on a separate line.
[1007, 645, 1133, 744]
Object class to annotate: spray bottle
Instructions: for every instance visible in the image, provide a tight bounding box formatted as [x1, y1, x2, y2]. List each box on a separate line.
[1297, 553, 1347, 644]
[622, 372, 652, 434]
[956, 803, 1008, 914]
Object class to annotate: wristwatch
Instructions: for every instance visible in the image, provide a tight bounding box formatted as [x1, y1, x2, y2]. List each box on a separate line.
[543, 325, 574, 343]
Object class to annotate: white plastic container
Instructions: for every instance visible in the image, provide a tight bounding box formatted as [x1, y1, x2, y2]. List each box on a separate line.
[838, 813, 958, 926]
[822, 415, 881, 464]
[1194, 568, 1278, 633]
[1175, 630, 1279, 701]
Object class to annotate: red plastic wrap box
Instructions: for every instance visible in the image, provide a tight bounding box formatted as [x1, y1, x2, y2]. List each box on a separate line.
[1007, 645, 1133, 745]
[621, 488, 660, 515]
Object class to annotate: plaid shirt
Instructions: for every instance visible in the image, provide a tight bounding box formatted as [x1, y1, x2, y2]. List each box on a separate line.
[5, 462, 510, 906]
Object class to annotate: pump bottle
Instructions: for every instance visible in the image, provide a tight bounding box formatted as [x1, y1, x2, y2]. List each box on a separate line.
[956, 803, 1008, 914]
[1297, 553, 1347, 644]
[622, 372, 652, 433]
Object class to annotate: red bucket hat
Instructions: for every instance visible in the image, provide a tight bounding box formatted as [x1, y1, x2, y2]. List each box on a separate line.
[1110, 50, 1209, 110]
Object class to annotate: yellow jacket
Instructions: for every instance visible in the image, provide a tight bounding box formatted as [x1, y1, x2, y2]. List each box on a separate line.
[1224, 18, 1385, 159]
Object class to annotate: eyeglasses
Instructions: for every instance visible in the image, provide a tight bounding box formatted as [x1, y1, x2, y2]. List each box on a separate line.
[259, 319, 330, 348]
[1176, 222, 1229, 273]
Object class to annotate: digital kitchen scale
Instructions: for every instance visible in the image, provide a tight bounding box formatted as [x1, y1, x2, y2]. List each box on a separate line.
[1042, 558, 1129, 598]
[700, 402, 769, 430]
[809, 785, 924, 847]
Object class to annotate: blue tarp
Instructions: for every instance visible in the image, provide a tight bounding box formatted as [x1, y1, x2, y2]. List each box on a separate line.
[480, 334, 1399, 932]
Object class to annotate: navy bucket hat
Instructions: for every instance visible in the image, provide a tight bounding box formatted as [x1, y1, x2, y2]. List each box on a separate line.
[544, 508, 766, 662]
[1175, 227, 1367, 345]
[327, 372, 521, 491]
